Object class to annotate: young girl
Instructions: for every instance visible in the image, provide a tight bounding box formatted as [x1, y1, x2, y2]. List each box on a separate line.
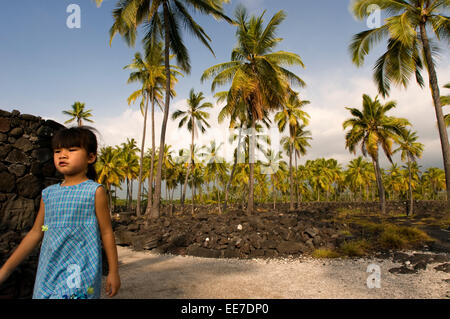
[0, 126, 120, 299]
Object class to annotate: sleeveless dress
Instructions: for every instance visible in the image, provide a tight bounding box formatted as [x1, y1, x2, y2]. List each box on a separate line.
[32, 179, 103, 299]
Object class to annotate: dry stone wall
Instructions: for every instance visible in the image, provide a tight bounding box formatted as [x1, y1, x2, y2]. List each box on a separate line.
[0, 108, 65, 298]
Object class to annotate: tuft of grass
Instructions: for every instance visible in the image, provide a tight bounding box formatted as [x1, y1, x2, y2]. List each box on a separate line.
[339, 239, 371, 257]
[378, 224, 433, 249]
[338, 230, 352, 236]
[353, 220, 384, 234]
[312, 248, 340, 258]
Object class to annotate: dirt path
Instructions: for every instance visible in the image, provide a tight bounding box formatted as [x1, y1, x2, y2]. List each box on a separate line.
[101, 246, 450, 299]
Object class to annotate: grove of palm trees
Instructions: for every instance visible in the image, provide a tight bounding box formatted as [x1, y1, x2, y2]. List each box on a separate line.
[61, 0, 448, 264]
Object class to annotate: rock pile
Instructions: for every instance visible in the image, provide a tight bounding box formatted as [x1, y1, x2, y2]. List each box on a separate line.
[388, 251, 450, 274]
[113, 209, 349, 259]
[0, 108, 65, 299]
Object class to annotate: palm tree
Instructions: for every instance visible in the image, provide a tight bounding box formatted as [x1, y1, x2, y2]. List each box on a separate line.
[345, 157, 374, 201]
[343, 94, 410, 214]
[349, 0, 450, 202]
[392, 129, 424, 215]
[290, 126, 312, 207]
[204, 140, 227, 213]
[172, 89, 213, 211]
[124, 41, 181, 217]
[261, 148, 287, 209]
[109, 0, 232, 220]
[119, 138, 140, 212]
[422, 167, 446, 199]
[62, 101, 94, 126]
[202, 6, 306, 214]
[275, 93, 310, 210]
[96, 146, 125, 212]
[386, 163, 403, 200]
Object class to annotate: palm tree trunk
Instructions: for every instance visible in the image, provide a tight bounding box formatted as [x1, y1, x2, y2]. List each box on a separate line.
[130, 179, 133, 212]
[295, 154, 300, 209]
[223, 123, 244, 212]
[113, 185, 116, 211]
[191, 174, 194, 215]
[165, 169, 168, 202]
[126, 178, 130, 212]
[216, 177, 222, 214]
[136, 94, 149, 217]
[145, 94, 156, 218]
[191, 118, 195, 215]
[407, 157, 414, 216]
[373, 154, 386, 214]
[247, 120, 256, 215]
[419, 22, 450, 202]
[289, 143, 294, 211]
[181, 164, 191, 208]
[272, 177, 275, 210]
[182, 118, 195, 209]
[151, 3, 171, 219]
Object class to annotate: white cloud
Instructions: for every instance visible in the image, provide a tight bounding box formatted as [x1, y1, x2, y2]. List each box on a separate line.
[299, 63, 450, 170]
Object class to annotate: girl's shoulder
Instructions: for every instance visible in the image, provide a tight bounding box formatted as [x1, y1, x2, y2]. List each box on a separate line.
[42, 181, 59, 194]
[85, 180, 105, 197]
[41, 182, 59, 204]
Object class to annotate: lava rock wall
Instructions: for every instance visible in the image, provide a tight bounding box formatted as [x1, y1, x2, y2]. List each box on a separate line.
[0, 108, 65, 298]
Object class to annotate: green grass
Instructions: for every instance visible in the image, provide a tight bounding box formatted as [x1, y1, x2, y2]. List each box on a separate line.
[338, 230, 353, 236]
[312, 249, 340, 258]
[378, 224, 433, 249]
[338, 239, 372, 257]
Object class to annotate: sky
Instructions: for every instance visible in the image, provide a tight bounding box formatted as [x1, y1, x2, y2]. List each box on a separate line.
[1, 0, 449, 199]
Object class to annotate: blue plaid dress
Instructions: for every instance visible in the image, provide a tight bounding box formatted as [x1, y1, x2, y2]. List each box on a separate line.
[32, 179, 103, 299]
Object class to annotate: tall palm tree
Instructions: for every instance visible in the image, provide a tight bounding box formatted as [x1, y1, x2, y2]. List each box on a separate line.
[172, 89, 213, 211]
[62, 101, 94, 127]
[124, 41, 181, 217]
[202, 6, 306, 214]
[349, 0, 450, 202]
[109, 0, 232, 220]
[343, 94, 410, 214]
[392, 129, 424, 215]
[275, 93, 310, 210]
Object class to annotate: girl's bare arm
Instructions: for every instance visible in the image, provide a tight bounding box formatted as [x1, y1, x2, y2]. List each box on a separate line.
[95, 185, 120, 296]
[0, 197, 45, 284]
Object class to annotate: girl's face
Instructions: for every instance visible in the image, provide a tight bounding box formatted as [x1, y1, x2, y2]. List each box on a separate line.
[53, 146, 96, 176]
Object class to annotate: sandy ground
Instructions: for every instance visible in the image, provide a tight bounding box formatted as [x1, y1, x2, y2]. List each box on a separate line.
[100, 246, 450, 299]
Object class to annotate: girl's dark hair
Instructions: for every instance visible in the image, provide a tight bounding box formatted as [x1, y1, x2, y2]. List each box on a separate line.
[51, 125, 100, 181]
